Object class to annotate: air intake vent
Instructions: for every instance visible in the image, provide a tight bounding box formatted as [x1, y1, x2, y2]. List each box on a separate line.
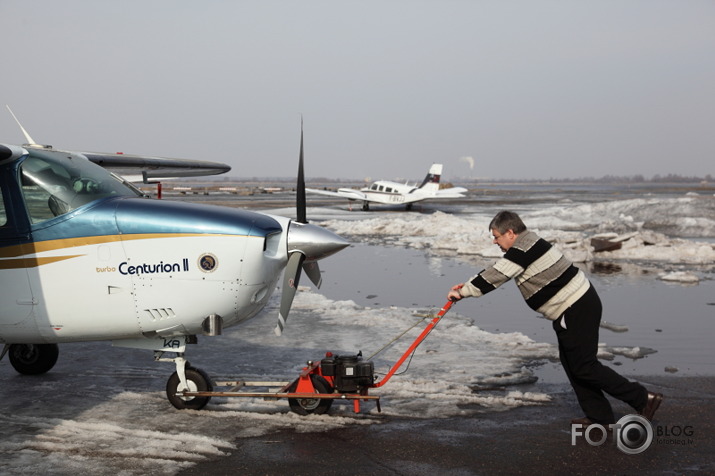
[143, 308, 176, 321]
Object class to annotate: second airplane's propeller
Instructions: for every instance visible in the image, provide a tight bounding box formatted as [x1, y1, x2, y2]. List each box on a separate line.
[275, 122, 346, 336]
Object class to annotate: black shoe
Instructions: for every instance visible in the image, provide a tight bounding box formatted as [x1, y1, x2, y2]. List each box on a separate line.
[639, 392, 663, 420]
[571, 417, 593, 426]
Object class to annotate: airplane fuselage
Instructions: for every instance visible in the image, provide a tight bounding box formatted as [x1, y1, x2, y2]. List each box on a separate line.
[350, 180, 424, 206]
[0, 197, 289, 344]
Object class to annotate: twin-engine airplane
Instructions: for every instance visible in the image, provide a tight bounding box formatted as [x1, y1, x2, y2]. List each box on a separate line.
[306, 163, 468, 211]
[0, 109, 348, 409]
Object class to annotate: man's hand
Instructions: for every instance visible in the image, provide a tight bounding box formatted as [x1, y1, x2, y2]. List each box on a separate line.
[448, 284, 464, 302]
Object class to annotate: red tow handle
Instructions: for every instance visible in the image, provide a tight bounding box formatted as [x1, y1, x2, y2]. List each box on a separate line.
[371, 300, 455, 388]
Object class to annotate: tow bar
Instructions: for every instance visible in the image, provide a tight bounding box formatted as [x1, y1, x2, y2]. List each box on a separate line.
[178, 300, 455, 415]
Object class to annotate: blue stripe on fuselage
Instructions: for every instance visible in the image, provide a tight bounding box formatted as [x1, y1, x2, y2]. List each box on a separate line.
[28, 197, 282, 244]
[115, 198, 282, 237]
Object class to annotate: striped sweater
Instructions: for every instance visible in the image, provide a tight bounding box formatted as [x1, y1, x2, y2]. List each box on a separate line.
[459, 230, 590, 320]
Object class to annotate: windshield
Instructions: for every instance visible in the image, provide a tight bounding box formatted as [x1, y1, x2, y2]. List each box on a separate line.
[19, 153, 143, 223]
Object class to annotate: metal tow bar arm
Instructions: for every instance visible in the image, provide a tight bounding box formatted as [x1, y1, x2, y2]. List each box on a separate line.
[371, 300, 454, 389]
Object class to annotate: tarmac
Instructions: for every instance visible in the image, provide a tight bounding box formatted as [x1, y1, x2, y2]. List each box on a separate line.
[178, 374, 714, 475]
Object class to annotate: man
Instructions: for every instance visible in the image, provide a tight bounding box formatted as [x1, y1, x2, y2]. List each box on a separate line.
[447, 210, 663, 427]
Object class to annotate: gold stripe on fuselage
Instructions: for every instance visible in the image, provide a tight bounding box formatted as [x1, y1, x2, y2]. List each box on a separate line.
[0, 233, 251, 270]
[0, 255, 84, 270]
[0, 233, 240, 259]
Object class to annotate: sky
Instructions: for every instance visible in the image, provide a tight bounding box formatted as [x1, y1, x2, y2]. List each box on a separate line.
[1, 0, 714, 182]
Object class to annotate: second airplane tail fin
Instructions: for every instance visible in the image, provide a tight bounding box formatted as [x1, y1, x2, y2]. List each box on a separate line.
[418, 163, 443, 192]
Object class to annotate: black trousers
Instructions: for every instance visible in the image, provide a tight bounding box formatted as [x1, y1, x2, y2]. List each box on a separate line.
[552, 285, 648, 424]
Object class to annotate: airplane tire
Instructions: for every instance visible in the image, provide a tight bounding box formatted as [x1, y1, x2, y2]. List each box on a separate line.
[287, 375, 334, 415]
[166, 367, 213, 410]
[8, 343, 59, 375]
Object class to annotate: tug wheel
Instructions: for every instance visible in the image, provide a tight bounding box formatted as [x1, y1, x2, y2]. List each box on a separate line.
[166, 367, 213, 410]
[8, 343, 59, 375]
[288, 375, 334, 415]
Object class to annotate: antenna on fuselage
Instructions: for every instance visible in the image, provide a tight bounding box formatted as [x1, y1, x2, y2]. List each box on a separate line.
[6, 105, 37, 146]
[6, 105, 52, 149]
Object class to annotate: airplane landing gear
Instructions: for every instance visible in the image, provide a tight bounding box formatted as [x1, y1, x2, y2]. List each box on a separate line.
[163, 354, 213, 410]
[166, 366, 213, 410]
[6, 343, 59, 375]
[114, 336, 215, 410]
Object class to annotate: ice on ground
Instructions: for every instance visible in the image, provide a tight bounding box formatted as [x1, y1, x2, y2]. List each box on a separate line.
[600, 321, 629, 333]
[600, 346, 658, 360]
[322, 196, 715, 267]
[658, 271, 700, 283]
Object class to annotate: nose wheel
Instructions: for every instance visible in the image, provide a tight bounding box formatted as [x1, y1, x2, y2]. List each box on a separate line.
[166, 366, 213, 410]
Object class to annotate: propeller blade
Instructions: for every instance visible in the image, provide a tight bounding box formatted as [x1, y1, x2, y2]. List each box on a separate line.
[296, 120, 307, 224]
[274, 252, 305, 336]
[303, 261, 322, 288]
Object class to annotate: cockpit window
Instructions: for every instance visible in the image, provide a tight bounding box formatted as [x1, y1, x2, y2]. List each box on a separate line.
[19, 154, 142, 223]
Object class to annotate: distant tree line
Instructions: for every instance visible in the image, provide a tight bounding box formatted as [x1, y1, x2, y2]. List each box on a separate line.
[537, 174, 713, 184]
[460, 174, 712, 184]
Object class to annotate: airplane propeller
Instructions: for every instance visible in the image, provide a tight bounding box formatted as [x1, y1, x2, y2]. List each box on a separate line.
[296, 124, 307, 224]
[275, 122, 347, 335]
[275, 252, 305, 336]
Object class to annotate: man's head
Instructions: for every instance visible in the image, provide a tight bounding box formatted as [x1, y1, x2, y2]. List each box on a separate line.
[489, 211, 526, 252]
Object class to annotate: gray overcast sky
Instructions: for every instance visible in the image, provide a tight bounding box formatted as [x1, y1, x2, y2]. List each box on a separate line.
[1, 0, 714, 181]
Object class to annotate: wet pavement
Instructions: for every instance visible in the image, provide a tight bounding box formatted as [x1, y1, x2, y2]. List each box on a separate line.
[178, 375, 714, 475]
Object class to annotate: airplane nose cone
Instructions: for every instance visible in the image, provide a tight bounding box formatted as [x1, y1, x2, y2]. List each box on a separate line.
[287, 221, 349, 261]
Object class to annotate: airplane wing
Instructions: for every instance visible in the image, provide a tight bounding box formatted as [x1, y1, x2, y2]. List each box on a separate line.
[306, 187, 367, 201]
[5, 106, 231, 182]
[433, 186, 468, 198]
[82, 152, 231, 182]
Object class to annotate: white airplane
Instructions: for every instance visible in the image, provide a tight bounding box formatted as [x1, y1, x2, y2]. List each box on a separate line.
[0, 110, 348, 410]
[306, 163, 468, 211]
